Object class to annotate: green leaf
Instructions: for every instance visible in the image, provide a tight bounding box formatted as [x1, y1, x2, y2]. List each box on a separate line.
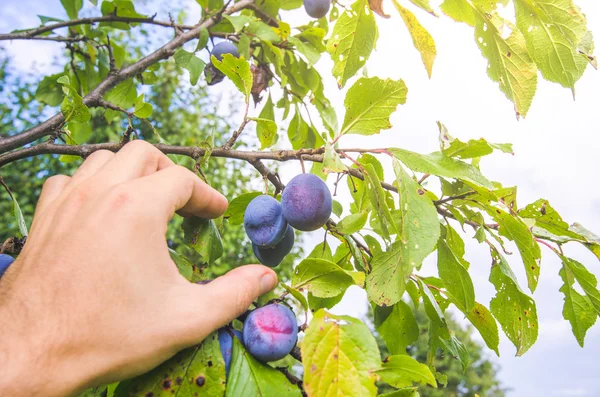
[182, 217, 224, 263]
[559, 259, 597, 347]
[308, 291, 344, 310]
[224, 192, 262, 225]
[374, 301, 419, 355]
[169, 248, 194, 280]
[227, 338, 301, 396]
[561, 256, 600, 315]
[211, 54, 253, 102]
[133, 94, 152, 118]
[568, 223, 600, 260]
[326, 0, 378, 88]
[336, 211, 368, 234]
[487, 207, 542, 292]
[514, 0, 589, 90]
[366, 161, 440, 306]
[389, 148, 494, 189]
[7, 193, 28, 238]
[174, 48, 206, 86]
[392, 0, 436, 78]
[281, 283, 309, 311]
[441, 1, 537, 117]
[332, 200, 343, 217]
[437, 239, 475, 312]
[61, 0, 83, 19]
[36, 73, 65, 106]
[489, 247, 538, 356]
[104, 79, 137, 109]
[418, 279, 447, 328]
[340, 77, 407, 136]
[196, 0, 224, 13]
[254, 95, 278, 149]
[289, 37, 321, 66]
[465, 302, 500, 356]
[302, 310, 380, 397]
[374, 355, 436, 388]
[379, 388, 420, 397]
[322, 142, 346, 173]
[292, 258, 363, 298]
[439, 334, 470, 372]
[364, 163, 396, 240]
[439, 121, 513, 158]
[114, 331, 226, 396]
[287, 110, 324, 150]
[196, 27, 210, 51]
[61, 96, 90, 123]
[409, 0, 436, 16]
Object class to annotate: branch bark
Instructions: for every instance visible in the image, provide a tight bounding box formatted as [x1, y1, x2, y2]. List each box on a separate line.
[0, 0, 255, 154]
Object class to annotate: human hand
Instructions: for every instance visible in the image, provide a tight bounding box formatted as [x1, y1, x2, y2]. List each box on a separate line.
[0, 141, 278, 397]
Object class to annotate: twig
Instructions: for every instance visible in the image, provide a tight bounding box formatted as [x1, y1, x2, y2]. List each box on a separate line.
[434, 191, 475, 205]
[223, 102, 250, 150]
[418, 173, 430, 184]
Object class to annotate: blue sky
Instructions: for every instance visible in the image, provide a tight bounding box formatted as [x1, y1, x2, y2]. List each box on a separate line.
[1, 1, 600, 396]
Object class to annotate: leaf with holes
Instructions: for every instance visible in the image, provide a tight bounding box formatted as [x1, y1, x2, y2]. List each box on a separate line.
[326, 0, 378, 88]
[212, 54, 253, 102]
[302, 310, 381, 397]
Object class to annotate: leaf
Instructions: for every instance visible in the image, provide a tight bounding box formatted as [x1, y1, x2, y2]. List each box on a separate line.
[439, 334, 470, 372]
[302, 310, 380, 397]
[366, 161, 440, 306]
[211, 54, 253, 102]
[174, 48, 206, 86]
[409, 0, 437, 16]
[559, 260, 597, 347]
[569, 223, 600, 260]
[379, 388, 420, 397]
[133, 94, 152, 118]
[465, 302, 500, 356]
[61, 96, 90, 124]
[36, 73, 65, 106]
[255, 95, 278, 149]
[7, 193, 28, 238]
[561, 256, 600, 316]
[292, 258, 363, 298]
[489, 247, 538, 356]
[326, 0, 378, 88]
[308, 291, 344, 310]
[100, 0, 146, 29]
[169, 248, 194, 280]
[389, 148, 494, 189]
[514, 0, 589, 89]
[374, 301, 419, 355]
[332, 200, 343, 217]
[368, 0, 390, 18]
[227, 338, 301, 397]
[322, 142, 346, 173]
[374, 355, 436, 388]
[104, 79, 137, 109]
[114, 331, 226, 396]
[289, 37, 321, 66]
[61, 0, 83, 19]
[439, 121, 513, 158]
[437, 239, 475, 312]
[224, 192, 262, 225]
[336, 211, 368, 234]
[487, 207, 542, 292]
[281, 283, 309, 311]
[182, 217, 224, 263]
[441, 0, 537, 117]
[393, 0, 436, 78]
[340, 77, 407, 136]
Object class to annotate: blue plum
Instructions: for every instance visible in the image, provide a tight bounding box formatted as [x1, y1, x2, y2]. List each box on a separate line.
[218, 328, 244, 377]
[243, 303, 298, 363]
[0, 254, 14, 279]
[303, 0, 330, 18]
[252, 225, 294, 267]
[281, 173, 332, 231]
[244, 195, 288, 248]
[210, 41, 240, 63]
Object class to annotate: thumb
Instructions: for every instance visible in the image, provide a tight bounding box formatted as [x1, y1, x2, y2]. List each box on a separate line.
[175, 265, 278, 346]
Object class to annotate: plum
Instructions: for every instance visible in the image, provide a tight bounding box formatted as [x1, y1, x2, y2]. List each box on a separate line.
[0, 254, 14, 279]
[218, 328, 244, 377]
[243, 303, 298, 362]
[303, 0, 330, 19]
[244, 195, 288, 248]
[281, 173, 332, 231]
[210, 41, 240, 64]
[252, 225, 294, 267]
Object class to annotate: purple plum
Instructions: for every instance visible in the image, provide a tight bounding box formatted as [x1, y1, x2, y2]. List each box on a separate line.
[242, 303, 298, 362]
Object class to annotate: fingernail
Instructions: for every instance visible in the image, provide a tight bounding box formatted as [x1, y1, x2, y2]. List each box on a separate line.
[260, 272, 277, 294]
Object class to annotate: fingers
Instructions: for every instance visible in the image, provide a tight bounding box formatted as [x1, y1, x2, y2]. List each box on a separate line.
[93, 141, 174, 186]
[125, 165, 228, 221]
[69, 150, 115, 186]
[34, 175, 71, 216]
[176, 265, 278, 346]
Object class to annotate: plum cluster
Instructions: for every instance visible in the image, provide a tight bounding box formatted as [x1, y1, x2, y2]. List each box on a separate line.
[0, 254, 14, 279]
[217, 303, 298, 376]
[244, 174, 332, 267]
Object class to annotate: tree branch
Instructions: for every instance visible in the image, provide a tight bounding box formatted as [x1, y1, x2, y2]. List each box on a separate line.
[0, 0, 255, 154]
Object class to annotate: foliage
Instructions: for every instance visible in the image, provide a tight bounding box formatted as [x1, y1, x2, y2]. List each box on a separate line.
[0, 0, 597, 396]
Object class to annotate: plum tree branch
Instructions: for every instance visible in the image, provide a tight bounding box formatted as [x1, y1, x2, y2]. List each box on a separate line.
[0, 0, 255, 154]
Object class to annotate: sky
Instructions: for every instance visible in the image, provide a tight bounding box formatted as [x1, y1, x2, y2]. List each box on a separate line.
[1, 1, 599, 396]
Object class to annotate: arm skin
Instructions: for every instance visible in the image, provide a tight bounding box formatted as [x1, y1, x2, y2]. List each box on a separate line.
[0, 141, 278, 397]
